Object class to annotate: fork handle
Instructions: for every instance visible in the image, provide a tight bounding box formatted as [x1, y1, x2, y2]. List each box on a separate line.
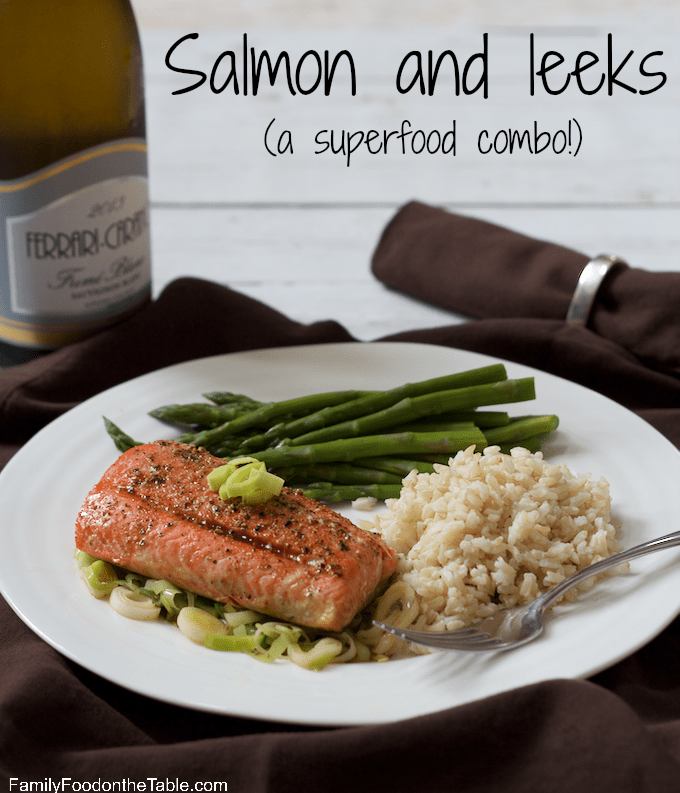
[536, 530, 680, 611]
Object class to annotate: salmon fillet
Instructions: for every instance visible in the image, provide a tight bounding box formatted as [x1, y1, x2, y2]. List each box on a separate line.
[75, 440, 397, 631]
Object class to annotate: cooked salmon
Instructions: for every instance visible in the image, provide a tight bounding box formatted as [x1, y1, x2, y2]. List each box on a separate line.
[75, 440, 397, 631]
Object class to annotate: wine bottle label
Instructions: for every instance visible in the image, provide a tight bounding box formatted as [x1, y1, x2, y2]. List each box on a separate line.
[0, 139, 152, 348]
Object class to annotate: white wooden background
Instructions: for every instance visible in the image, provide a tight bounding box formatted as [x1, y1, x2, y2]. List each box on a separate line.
[136, 1, 679, 339]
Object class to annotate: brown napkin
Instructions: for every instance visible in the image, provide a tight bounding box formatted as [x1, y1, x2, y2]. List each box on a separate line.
[0, 278, 353, 470]
[372, 201, 680, 378]
[2, 274, 680, 791]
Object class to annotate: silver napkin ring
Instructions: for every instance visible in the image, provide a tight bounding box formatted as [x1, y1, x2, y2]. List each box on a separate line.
[565, 254, 628, 326]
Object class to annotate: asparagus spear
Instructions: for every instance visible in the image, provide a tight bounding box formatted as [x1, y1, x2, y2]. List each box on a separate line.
[484, 415, 559, 446]
[410, 427, 550, 461]
[149, 402, 257, 429]
[240, 419, 478, 454]
[187, 389, 372, 450]
[273, 463, 403, 486]
[290, 378, 535, 447]
[407, 453, 459, 464]
[353, 456, 437, 476]
[398, 410, 511, 429]
[388, 420, 475, 433]
[258, 364, 508, 445]
[103, 418, 142, 453]
[237, 423, 295, 453]
[497, 436, 543, 454]
[202, 392, 263, 408]
[250, 427, 487, 469]
[301, 484, 403, 502]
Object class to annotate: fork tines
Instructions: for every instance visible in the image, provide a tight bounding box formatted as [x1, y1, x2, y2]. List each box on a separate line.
[372, 620, 503, 651]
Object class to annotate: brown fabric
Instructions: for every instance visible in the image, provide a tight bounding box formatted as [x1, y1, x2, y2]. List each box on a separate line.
[371, 200, 680, 377]
[0, 278, 354, 470]
[1, 224, 680, 789]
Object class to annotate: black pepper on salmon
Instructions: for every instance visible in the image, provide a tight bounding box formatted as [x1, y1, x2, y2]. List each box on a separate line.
[75, 440, 398, 631]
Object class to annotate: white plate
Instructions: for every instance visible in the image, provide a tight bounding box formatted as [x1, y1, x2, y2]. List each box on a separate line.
[1, 341, 679, 727]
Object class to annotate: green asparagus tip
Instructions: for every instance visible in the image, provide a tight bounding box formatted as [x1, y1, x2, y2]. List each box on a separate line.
[103, 417, 142, 453]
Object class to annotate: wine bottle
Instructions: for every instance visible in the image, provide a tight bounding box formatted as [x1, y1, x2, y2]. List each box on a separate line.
[0, 0, 152, 365]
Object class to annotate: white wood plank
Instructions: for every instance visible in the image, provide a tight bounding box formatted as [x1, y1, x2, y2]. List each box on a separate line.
[132, 1, 680, 31]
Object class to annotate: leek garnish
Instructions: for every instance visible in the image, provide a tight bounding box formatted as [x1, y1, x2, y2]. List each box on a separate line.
[74, 549, 99, 569]
[331, 631, 359, 664]
[287, 638, 344, 671]
[207, 458, 284, 505]
[206, 457, 259, 490]
[224, 609, 262, 630]
[204, 633, 258, 652]
[267, 634, 293, 660]
[80, 559, 120, 598]
[143, 579, 187, 618]
[254, 623, 307, 661]
[123, 572, 147, 591]
[109, 586, 161, 621]
[186, 590, 226, 618]
[354, 640, 372, 664]
[177, 607, 228, 644]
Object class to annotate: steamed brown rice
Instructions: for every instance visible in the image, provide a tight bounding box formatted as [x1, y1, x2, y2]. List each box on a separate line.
[360, 445, 624, 657]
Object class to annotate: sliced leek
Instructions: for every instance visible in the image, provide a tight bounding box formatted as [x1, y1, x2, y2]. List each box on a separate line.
[80, 559, 119, 598]
[204, 633, 258, 652]
[74, 549, 99, 569]
[224, 609, 262, 630]
[206, 457, 262, 491]
[207, 458, 284, 505]
[143, 579, 187, 617]
[177, 606, 228, 644]
[287, 638, 344, 671]
[109, 586, 161, 621]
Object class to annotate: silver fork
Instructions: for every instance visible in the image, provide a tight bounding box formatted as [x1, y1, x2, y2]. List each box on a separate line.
[374, 530, 680, 652]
